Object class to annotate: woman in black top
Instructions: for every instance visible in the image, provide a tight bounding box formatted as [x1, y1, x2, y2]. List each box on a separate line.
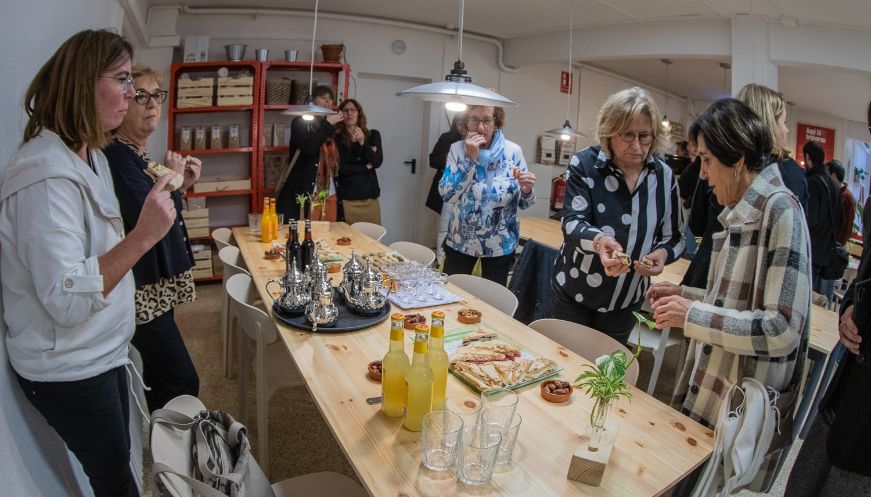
[552, 87, 684, 345]
[103, 65, 202, 412]
[335, 99, 383, 224]
[277, 85, 344, 220]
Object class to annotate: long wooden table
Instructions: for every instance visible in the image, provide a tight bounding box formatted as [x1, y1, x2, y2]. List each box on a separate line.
[233, 224, 713, 497]
[518, 216, 841, 438]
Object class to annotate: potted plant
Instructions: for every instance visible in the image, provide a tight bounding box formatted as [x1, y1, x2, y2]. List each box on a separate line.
[573, 312, 649, 451]
[295, 193, 308, 221]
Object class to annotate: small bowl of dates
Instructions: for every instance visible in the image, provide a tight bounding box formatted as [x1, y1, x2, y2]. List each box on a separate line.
[540, 379, 573, 403]
[367, 360, 382, 382]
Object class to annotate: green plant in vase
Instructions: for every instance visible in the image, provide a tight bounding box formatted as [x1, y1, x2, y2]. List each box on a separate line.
[295, 193, 308, 221]
[574, 312, 648, 451]
[313, 190, 329, 221]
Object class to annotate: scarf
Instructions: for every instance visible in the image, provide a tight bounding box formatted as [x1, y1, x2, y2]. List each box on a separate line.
[315, 137, 340, 192]
[476, 128, 505, 170]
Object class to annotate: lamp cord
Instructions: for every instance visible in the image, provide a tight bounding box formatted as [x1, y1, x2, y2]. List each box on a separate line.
[565, 0, 573, 122]
[308, 0, 319, 101]
[457, 0, 464, 61]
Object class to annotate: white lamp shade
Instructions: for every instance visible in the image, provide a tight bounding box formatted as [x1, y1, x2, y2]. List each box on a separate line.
[397, 81, 517, 107]
[546, 120, 586, 138]
[281, 102, 337, 116]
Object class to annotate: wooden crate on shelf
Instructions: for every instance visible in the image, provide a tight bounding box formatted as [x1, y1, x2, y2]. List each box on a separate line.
[193, 178, 252, 194]
[177, 77, 214, 108]
[217, 76, 254, 106]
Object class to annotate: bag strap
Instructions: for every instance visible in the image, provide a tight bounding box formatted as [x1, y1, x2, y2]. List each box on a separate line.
[152, 462, 230, 497]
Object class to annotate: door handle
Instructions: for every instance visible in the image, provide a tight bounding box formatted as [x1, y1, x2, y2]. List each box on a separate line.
[403, 158, 416, 174]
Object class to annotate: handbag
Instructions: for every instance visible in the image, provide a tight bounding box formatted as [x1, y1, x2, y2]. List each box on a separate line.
[821, 242, 849, 280]
[274, 149, 301, 195]
[151, 407, 275, 497]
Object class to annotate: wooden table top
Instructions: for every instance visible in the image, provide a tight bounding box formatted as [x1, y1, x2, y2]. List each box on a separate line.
[233, 224, 713, 497]
[517, 218, 840, 356]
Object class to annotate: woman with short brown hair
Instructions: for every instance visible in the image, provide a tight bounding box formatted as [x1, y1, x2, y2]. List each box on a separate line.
[334, 98, 383, 224]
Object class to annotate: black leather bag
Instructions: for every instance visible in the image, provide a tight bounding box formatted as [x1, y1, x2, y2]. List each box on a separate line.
[821, 242, 849, 280]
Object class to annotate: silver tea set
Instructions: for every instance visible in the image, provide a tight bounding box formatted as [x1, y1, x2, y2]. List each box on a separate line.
[268, 249, 386, 329]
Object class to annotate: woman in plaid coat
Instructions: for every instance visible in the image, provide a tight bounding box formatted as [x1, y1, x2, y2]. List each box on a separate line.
[648, 98, 812, 490]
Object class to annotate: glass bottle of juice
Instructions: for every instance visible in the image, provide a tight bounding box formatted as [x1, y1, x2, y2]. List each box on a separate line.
[403, 324, 433, 432]
[382, 313, 410, 418]
[270, 198, 279, 241]
[260, 197, 271, 243]
[428, 311, 449, 409]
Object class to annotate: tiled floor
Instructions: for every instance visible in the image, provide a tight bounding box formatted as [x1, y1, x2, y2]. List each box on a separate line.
[144, 282, 797, 496]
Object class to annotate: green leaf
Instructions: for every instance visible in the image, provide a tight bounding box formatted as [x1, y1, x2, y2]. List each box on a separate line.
[633, 311, 656, 329]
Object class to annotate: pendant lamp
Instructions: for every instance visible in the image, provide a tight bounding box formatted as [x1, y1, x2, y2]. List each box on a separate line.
[660, 59, 672, 127]
[396, 0, 516, 109]
[545, 0, 585, 140]
[282, 0, 337, 118]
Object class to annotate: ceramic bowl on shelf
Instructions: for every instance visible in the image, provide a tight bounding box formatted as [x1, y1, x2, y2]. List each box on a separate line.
[540, 380, 573, 403]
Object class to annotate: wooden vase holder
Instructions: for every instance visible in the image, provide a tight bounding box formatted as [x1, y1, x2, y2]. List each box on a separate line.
[566, 416, 620, 486]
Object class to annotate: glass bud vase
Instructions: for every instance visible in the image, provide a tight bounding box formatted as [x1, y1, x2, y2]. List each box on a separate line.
[588, 398, 611, 452]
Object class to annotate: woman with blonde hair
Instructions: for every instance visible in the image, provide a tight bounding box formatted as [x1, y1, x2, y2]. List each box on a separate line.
[0, 30, 175, 496]
[552, 87, 684, 345]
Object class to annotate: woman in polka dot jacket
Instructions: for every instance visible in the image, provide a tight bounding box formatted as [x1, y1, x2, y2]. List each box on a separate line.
[551, 87, 684, 345]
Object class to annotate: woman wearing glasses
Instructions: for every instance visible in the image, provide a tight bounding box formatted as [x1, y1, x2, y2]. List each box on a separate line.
[0, 31, 176, 496]
[335, 99, 383, 224]
[439, 106, 536, 285]
[103, 65, 202, 413]
[552, 87, 684, 345]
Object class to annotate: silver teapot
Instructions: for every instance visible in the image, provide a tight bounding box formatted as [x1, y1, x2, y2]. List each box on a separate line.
[339, 250, 365, 301]
[266, 255, 310, 315]
[346, 258, 387, 315]
[305, 248, 339, 329]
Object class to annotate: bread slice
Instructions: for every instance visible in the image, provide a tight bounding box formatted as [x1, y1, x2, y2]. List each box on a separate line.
[470, 340, 521, 358]
[509, 359, 532, 384]
[145, 161, 184, 191]
[461, 329, 497, 346]
[449, 346, 508, 364]
[453, 361, 504, 390]
[523, 358, 558, 382]
[491, 360, 516, 386]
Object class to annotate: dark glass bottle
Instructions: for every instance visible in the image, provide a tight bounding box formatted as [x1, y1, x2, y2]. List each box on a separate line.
[286, 220, 301, 272]
[300, 219, 315, 271]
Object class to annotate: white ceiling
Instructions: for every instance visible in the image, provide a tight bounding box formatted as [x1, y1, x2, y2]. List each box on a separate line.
[149, 0, 871, 39]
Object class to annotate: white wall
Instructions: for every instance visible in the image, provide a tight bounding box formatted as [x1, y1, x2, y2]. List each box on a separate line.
[0, 1, 126, 495]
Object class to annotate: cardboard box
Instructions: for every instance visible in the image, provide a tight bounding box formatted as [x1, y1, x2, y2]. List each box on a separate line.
[228, 124, 240, 148]
[210, 125, 223, 149]
[182, 36, 210, 63]
[179, 126, 192, 150]
[537, 135, 557, 164]
[194, 126, 207, 150]
[192, 178, 252, 194]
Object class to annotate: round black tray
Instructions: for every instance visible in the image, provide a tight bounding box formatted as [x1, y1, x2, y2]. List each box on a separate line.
[271, 290, 391, 333]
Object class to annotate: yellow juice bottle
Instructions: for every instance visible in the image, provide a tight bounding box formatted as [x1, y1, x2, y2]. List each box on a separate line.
[428, 311, 449, 409]
[382, 313, 410, 418]
[403, 324, 433, 432]
[270, 198, 279, 241]
[260, 197, 271, 243]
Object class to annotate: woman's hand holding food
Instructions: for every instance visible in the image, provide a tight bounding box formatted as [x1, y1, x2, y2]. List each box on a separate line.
[633, 248, 667, 277]
[594, 233, 630, 277]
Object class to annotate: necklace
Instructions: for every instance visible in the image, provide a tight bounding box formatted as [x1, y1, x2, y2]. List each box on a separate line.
[115, 135, 151, 162]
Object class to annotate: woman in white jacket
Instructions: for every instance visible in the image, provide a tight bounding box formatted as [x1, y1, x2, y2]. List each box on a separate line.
[0, 30, 175, 497]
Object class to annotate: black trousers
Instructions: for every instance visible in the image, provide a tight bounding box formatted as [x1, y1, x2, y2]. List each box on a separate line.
[551, 287, 638, 346]
[132, 308, 199, 412]
[442, 245, 515, 286]
[17, 366, 139, 497]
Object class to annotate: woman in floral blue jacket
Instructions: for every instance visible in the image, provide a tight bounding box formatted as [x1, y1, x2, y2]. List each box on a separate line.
[439, 106, 536, 285]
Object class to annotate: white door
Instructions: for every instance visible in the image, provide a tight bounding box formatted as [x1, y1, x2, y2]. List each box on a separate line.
[352, 74, 429, 245]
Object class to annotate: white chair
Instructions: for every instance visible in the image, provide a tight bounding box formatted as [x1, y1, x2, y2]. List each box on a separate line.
[151, 395, 367, 497]
[627, 313, 684, 395]
[226, 273, 302, 472]
[211, 227, 235, 252]
[218, 246, 251, 379]
[389, 241, 436, 266]
[447, 273, 519, 317]
[350, 221, 386, 242]
[529, 319, 639, 386]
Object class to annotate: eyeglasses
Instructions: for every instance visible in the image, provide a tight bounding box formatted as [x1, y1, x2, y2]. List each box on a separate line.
[468, 117, 494, 128]
[618, 131, 654, 145]
[100, 74, 134, 96]
[134, 89, 168, 105]
[340, 107, 358, 114]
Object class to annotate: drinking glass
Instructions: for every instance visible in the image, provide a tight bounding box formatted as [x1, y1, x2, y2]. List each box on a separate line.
[248, 213, 261, 234]
[482, 410, 522, 465]
[421, 411, 463, 471]
[479, 388, 519, 428]
[457, 425, 501, 485]
[442, 394, 483, 429]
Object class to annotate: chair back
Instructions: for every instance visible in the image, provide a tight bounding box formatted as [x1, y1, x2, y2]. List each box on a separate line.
[447, 273, 519, 317]
[211, 227, 235, 252]
[350, 222, 387, 242]
[389, 241, 435, 266]
[528, 318, 639, 386]
[218, 246, 251, 287]
[226, 273, 279, 345]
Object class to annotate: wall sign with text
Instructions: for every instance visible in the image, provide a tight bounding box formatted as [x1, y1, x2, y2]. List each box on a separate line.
[796, 123, 836, 166]
[560, 71, 572, 94]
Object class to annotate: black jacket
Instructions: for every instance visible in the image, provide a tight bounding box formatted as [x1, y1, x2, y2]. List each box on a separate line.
[335, 129, 383, 201]
[277, 116, 335, 220]
[426, 128, 463, 214]
[806, 162, 841, 267]
[103, 140, 194, 287]
[778, 158, 809, 213]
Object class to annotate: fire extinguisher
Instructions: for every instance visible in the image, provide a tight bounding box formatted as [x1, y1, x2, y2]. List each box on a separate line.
[551, 173, 567, 210]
